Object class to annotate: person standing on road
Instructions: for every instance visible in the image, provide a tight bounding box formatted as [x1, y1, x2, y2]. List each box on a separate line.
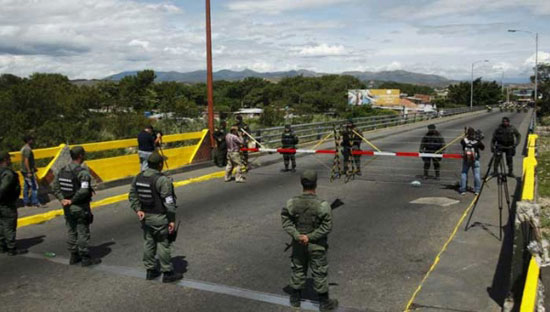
[281, 170, 339, 311]
[129, 152, 182, 283]
[213, 121, 228, 167]
[491, 117, 521, 177]
[224, 126, 246, 183]
[419, 124, 445, 179]
[234, 115, 250, 172]
[20, 135, 41, 207]
[341, 120, 362, 175]
[281, 125, 299, 172]
[53, 146, 101, 266]
[138, 125, 162, 172]
[459, 128, 485, 195]
[0, 151, 27, 256]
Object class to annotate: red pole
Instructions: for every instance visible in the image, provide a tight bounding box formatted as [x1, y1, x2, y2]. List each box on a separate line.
[205, 0, 215, 147]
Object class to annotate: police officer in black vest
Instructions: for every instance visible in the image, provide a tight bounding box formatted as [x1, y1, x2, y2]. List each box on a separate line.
[420, 124, 445, 179]
[281, 125, 299, 172]
[53, 146, 100, 266]
[129, 152, 182, 283]
[491, 117, 521, 177]
[0, 151, 26, 255]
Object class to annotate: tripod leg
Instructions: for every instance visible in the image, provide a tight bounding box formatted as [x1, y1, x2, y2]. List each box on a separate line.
[465, 156, 495, 231]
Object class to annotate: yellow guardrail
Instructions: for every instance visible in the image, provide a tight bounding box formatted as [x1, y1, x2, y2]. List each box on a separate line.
[519, 133, 540, 312]
[84, 130, 208, 183]
[9, 130, 209, 185]
[522, 134, 538, 201]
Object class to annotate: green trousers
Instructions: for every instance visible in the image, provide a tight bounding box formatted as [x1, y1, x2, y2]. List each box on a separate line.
[0, 205, 17, 250]
[142, 214, 173, 273]
[289, 242, 329, 294]
[65, 206, 91, 256]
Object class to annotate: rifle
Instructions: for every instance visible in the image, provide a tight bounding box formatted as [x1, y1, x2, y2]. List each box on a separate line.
[284, 199, 344, 252]
[167, 220, 181, 243]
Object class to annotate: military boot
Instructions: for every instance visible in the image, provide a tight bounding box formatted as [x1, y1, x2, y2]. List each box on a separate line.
[281, 167, 289, 172]
[291, 166, 296, 173]
[0, 245, 7, 253]
[7, 248, 28, 256]
[146, 269, 161, 280]
[423, 169, 429, 180]
[81, 256, 101, 267]
[318, 292, 339, 312]
[507, 170, 515, 178]
[162, 271, 183, 283]
[69, 253, 82, 265]
[289, 288, 301, 308]
[435, 171, 440, 180]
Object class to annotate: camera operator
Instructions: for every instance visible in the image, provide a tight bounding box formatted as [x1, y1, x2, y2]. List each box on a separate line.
[138, 125, 162, 172]
[459, 127, 485, 195]
[491, 117, 520, 177]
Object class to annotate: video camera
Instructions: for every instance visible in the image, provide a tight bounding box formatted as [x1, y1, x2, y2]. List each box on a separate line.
[474, 129, 484, 141]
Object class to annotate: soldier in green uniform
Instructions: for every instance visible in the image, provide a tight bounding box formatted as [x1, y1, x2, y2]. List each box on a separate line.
[53, 146, 101, 266]
[281, 170, 339, 311]
[341, 120, 362, 175]
[213, 121, 228, 167]
[491, 117, 521, 177]
[129, 152, 183, 283]
[0, 151, 26, 255]
[281, 125, 299, 172]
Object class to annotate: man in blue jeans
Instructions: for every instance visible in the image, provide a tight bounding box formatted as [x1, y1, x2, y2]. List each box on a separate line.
[459, 128, 485, 195]
[20, 135, 41, 207]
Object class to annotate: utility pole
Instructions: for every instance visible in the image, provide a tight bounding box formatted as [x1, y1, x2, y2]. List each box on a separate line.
[205, 0, 215, 147]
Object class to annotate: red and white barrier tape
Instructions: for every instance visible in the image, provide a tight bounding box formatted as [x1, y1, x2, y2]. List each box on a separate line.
[241, 148, 463, 159]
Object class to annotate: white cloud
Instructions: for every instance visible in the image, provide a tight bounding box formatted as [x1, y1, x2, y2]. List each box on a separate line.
[227, 0, 358, 14]
[387, 0, 550, 19]
[524, 51, 550, 66]
[297, 44, 347, 57]
[128, 40, 150, 50]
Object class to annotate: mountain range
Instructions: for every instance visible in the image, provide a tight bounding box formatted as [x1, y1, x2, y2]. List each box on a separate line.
[105, 69, 455, 87]
[103, 69, 530, 87]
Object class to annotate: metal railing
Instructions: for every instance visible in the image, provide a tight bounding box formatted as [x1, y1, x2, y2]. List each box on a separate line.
[254, 106, 485, 147]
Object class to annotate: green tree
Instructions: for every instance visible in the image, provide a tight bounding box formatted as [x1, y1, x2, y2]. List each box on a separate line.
[447, 79, 501, 107]
[532, 63, 550, 116]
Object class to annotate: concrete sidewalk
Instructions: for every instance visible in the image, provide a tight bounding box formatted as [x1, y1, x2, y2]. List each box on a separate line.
[408, 112, 532, 311]
[17, 110, 486, 221]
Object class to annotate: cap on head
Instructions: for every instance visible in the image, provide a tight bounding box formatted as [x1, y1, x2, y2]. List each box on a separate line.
[428, 124, 436, 130]
[285, 124, 291, 130]
[0, 151, 11, 161]
[147, 152, 166, 165]
[70, 146, 86, 160]
[301, 170, 317, 185]
[502, 117, 510, 123]
[145, 125, 154, 130]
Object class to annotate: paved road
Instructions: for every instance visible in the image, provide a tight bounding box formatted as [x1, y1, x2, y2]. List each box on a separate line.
[0, 111, 531, 312]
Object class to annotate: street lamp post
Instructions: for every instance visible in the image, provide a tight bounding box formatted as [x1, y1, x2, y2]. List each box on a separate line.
[470, 60, 489, 109]
[508, 29, 539, 114]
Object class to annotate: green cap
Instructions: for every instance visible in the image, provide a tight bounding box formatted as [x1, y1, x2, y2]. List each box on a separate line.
[148, 152, 167, 164]
[70, 146, 86, 157]
[0, 151, 11, 161]
[301, 170, 317, 184]
[428, 124, 436, 130]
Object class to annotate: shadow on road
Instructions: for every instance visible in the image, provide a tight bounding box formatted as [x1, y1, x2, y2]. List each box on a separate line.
[89, 241, 115, 259]
[171, 256, 188, 275]
[486, 176, 522, 308]
[16, 235, 46, 250]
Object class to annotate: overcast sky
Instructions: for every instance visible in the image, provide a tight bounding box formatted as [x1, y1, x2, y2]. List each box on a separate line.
[0, 0, 549, 81]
